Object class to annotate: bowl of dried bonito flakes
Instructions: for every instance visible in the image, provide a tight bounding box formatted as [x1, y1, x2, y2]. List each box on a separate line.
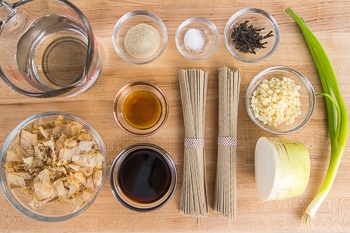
[0, 112, 107, 222]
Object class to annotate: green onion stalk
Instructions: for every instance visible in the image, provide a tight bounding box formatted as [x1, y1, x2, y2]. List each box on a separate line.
[286, 8, 348, 224]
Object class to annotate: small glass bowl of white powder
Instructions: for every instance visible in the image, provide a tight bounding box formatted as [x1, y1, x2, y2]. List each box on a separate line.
[175, 17, 219, 60]
[113, 11, 168, 65]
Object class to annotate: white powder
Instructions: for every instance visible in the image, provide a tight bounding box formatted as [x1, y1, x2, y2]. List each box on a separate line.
[124, 23, 161, 59]
[184, 28, 205, 53]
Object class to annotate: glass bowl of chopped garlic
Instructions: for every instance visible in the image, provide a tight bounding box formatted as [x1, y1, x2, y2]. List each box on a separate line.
[175, 17, 219, 60]
[224, 8, 280, 63]
[0, 112, 107, 221]
[113, 11, 168, 65]
[246, 66, 316, 134]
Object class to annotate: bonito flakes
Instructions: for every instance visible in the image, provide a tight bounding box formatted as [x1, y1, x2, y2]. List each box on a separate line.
[3, 115, 104, 210]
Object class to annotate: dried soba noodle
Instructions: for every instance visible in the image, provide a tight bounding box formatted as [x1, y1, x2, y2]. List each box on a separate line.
[214, 66, 241, 220]
[179, 69, 208, 218]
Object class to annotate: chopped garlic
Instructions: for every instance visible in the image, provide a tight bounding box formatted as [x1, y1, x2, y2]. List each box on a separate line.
[251, 77, 302, 127]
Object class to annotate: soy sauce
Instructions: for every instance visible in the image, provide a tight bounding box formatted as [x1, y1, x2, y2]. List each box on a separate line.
[118, 149, 171, 203]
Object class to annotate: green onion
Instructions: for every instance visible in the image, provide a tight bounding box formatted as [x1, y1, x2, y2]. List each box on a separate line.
[286, 8, 348, 224]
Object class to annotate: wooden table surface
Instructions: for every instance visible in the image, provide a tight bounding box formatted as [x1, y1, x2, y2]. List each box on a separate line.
[1, 0, 350, 232]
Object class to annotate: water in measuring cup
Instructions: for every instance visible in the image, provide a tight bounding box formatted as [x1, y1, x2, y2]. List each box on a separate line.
[17, 14, 88, 91]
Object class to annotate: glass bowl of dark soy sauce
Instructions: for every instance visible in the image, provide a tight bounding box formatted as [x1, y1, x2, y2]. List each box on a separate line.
[110, 143, 177, 211]
[224, 8, 280, 63]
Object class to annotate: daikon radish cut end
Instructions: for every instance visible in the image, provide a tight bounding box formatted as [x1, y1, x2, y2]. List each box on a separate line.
[254, 137, 277, 201]
[255, 137, 310, 201]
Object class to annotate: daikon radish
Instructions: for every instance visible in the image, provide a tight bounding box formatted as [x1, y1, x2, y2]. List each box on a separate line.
[255, 137, 310, 201]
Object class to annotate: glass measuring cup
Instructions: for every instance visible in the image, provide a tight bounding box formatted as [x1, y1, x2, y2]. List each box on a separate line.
[0, 0, 102, 97]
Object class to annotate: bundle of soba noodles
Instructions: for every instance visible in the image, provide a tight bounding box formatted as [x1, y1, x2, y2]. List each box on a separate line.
[178, 68, 208, 218]
[214, 66, 241, 220]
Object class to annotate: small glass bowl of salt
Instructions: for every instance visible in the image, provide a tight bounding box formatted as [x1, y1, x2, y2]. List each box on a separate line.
[175, 17, 219, 60]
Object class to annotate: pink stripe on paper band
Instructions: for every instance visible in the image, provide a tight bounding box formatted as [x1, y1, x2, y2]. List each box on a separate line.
[184, 138, 205, 148]
[218, 136, 237, 146]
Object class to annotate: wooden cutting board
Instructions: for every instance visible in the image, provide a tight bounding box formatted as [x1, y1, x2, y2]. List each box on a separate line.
[1, 0, 349, 232]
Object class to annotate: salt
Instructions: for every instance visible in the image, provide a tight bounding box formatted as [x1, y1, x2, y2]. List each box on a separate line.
[184, 28, 205, 53]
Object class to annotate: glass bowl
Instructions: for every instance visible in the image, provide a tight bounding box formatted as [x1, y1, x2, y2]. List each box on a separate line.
[113, 81, 169, 136]
[110, 143, 177, 212]
[112, 11, 168, 65]
[224, 8, 280, 63]
[175, 17, 219, 60]
[246, 66, 316, 134]
[0, 112, 108, 222]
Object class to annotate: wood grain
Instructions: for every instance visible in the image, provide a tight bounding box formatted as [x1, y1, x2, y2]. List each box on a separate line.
[1, 0, 350, 232]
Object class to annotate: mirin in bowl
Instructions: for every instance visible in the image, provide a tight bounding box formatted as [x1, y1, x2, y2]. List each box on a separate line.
[113, 81, 169, 136]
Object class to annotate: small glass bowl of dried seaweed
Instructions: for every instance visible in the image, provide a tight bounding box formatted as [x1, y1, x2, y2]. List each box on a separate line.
[224, 8, 280, 63]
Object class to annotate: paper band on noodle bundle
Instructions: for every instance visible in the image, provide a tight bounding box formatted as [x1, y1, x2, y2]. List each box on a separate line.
[184, 138, 205, 148]
[217, 136, 237, 147]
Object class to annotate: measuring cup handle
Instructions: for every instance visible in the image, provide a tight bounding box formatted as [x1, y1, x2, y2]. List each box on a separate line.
[0, 0, 32, 33]
[0, 1, 15, 25]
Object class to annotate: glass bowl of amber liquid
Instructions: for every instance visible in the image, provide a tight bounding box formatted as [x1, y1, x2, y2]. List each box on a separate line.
[224, 8, 280, 63]
[0, 112, 108, 222]
[113, 81, 169, 136]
